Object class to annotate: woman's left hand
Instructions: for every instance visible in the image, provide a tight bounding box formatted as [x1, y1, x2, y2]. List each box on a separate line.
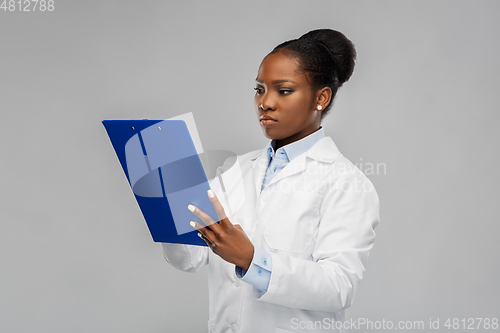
[189, 190, 254, 271]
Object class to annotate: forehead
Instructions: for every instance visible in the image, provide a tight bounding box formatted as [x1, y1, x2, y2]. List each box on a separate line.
[256, 51, 306, 83]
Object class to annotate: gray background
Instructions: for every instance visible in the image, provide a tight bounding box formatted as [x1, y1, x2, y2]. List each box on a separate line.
[1, 1, 499, 332]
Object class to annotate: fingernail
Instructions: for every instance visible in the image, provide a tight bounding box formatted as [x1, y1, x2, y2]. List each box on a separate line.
[188, 204, 195, 212]
[197, 232, 202, 238]
[190, 221, 196, 228]
[207, 189, 214, 198]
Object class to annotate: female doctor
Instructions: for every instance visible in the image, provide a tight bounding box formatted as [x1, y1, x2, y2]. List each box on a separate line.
[161, 29, 380, 333]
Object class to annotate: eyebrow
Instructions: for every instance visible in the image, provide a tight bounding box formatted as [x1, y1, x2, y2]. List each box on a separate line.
[255, 78, 296, 84]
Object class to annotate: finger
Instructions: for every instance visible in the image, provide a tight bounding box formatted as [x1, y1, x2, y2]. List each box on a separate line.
[190, 221, 216, 244]
[197, 231, 216, 250]
[197, 231, 210, 245]
[207, 189, 227, 221]
[207, 189, 230, 227]
[188, 204, 220, 231]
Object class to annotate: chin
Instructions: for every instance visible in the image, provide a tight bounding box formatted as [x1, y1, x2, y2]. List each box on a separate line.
[262, 130, 285, 142]
[261, 128, 276, 140]
[262, 132, 273, 140]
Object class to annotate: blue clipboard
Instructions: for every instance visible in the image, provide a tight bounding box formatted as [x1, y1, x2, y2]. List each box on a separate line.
[102, 119, 218, 246]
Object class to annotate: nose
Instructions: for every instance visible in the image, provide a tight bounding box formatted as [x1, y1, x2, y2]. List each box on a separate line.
[257, 92, 276, 111]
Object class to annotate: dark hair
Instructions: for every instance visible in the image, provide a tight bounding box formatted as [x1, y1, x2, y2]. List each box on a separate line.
[270, 29, 356, 117]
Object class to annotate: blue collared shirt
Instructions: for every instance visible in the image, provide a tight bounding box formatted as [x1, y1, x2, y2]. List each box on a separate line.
[235, 128, 325, 296]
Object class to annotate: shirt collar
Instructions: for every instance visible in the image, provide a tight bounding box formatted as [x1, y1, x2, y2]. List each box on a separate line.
[267, 127, 325, 163]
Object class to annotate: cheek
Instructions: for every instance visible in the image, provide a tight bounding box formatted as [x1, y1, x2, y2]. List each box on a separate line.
[254, 95, 261, 108]
[287, 97, 308, 115]
[297, 94, 315, 114]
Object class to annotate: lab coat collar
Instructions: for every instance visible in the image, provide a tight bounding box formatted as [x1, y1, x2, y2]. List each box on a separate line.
[250, 136, 341, 194]
[270, 127, 325, 163]
[306, 136, 341, 163]
[250, 136, 341, 163]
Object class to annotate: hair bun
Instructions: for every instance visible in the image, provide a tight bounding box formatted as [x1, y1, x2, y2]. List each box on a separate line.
[299, 29, 356, 85]
[268, 28, 357, 117]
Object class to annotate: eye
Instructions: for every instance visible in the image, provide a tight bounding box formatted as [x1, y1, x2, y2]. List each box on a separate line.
[254, 87, 264, 95]
[278, 89, 293, 96]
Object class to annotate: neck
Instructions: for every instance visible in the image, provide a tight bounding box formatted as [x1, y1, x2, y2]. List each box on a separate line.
[273, 126, 321, 150]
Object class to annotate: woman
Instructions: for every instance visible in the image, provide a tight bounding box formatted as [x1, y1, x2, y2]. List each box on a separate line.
[162, 29, 380, 333]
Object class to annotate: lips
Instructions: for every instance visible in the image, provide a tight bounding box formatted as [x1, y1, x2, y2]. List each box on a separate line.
[260, 114, 276, 121]
[259, 114, 277, 126]
[259, 114, 277, 125]
[261, 119, 277, 126]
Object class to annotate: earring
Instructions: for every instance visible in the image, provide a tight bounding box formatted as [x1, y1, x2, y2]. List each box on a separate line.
[317, 105, 323, 111]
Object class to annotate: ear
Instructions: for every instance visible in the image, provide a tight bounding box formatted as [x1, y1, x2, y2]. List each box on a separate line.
[315, 87, 332, 112]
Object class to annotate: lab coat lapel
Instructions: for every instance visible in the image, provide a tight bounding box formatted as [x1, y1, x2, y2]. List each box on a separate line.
[266, 154, 307, 188]
[251, 144, 271, 198]
[266, 137, 340, 187]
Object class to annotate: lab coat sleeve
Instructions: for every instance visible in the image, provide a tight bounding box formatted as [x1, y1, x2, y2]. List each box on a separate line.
[235, 246, 273, 293]
[161, 243, 209, 273]
[256, 172, 380, 312]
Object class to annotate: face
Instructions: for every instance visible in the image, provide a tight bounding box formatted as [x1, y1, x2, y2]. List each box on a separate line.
[254, 51, 321, 149]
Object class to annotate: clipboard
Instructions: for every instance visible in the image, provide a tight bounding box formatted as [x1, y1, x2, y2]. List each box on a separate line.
[102, 119, 218, 246]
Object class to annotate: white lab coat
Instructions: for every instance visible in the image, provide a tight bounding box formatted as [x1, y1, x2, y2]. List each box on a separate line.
[162, 136, 380, 333]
